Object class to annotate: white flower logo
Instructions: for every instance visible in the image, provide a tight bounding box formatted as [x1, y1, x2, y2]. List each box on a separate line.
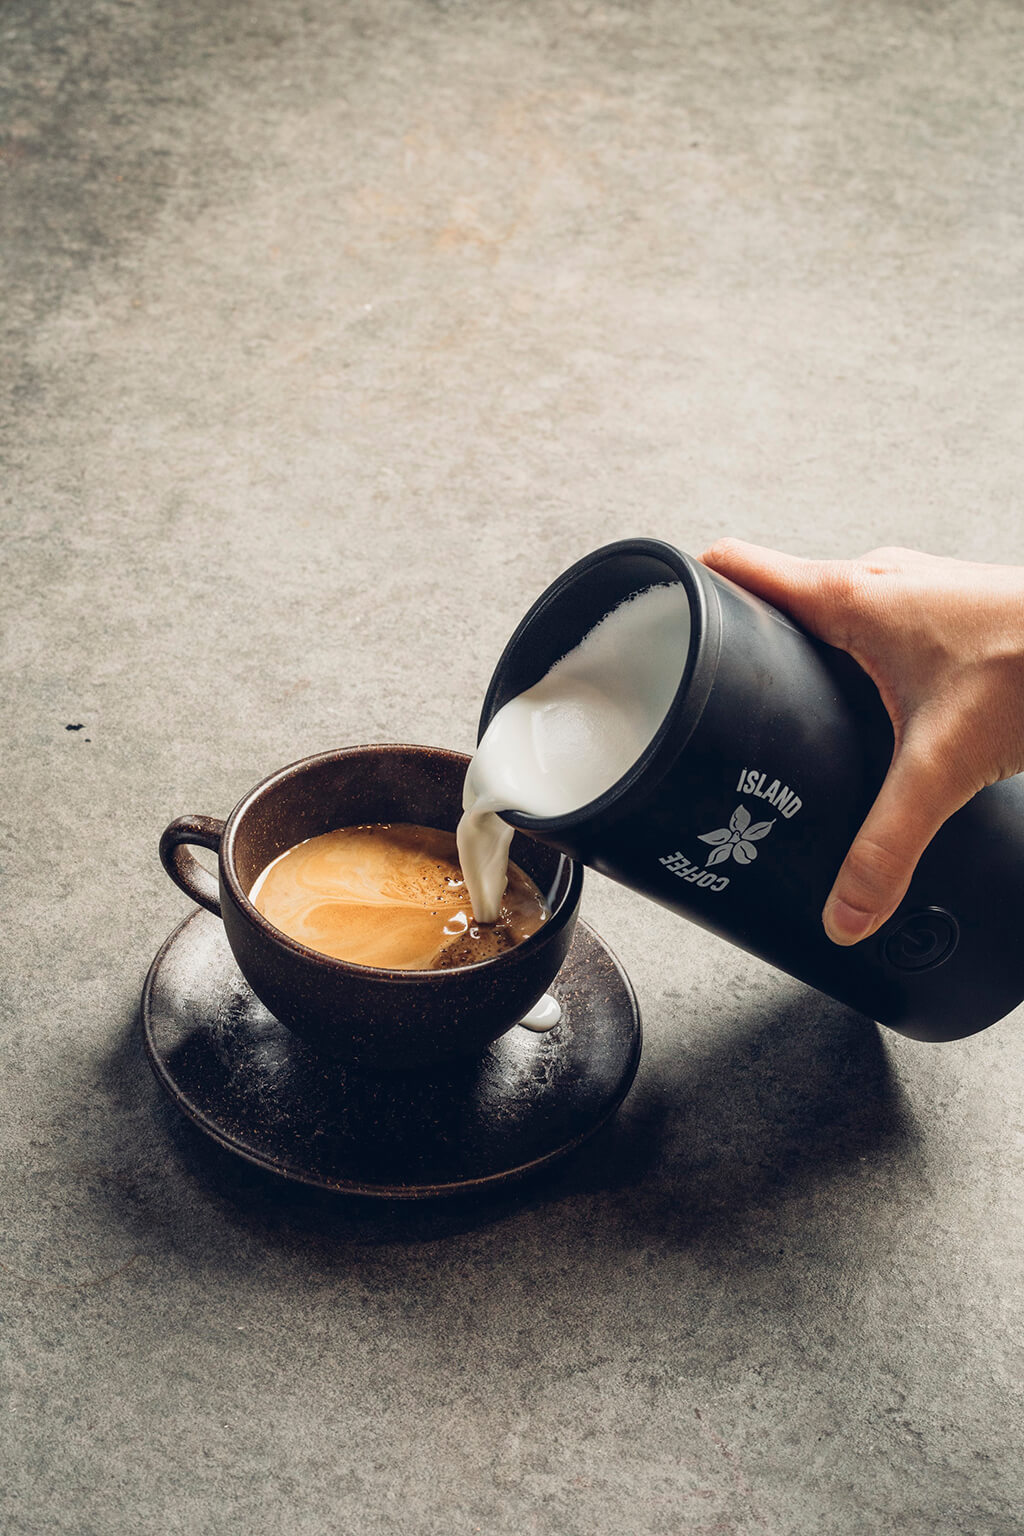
[698, 804, 775, 867]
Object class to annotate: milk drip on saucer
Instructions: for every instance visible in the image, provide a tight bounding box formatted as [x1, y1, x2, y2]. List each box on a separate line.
[458, 583, 691, 922]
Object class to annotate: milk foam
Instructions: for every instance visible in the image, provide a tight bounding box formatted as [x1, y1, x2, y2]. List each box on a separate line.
[458, 582, 691, 922]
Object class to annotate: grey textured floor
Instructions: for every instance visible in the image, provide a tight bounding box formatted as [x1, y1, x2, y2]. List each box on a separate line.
[2, 2, 1022, 1532]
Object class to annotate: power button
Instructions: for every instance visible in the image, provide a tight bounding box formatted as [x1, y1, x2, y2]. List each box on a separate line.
[882, 908, 959, 971]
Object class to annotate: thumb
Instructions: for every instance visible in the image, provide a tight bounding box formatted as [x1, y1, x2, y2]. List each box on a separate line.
[823, 744, 969, 945]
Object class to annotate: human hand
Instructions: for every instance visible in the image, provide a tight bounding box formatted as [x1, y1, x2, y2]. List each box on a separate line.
[699, 541, 1024, 945]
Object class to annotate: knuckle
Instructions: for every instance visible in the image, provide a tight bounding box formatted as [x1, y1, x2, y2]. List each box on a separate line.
[840, 834, 908, 904]
[816, 559, 866, 608]
[807, 561, 874, 649]
[822, 555, 913, 653]
[858, 545, 914, 574]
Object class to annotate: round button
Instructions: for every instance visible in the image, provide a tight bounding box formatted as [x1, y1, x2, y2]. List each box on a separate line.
[882, 908, 959, 971]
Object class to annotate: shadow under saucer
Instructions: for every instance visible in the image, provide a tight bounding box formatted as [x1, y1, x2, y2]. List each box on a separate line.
[141, 910, 641, 1199]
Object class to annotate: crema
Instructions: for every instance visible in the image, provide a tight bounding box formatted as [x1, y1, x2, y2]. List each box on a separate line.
[250, 823, 548, 969]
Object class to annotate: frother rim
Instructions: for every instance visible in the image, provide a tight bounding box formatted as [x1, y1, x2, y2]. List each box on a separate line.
[475, 537, 721, 835]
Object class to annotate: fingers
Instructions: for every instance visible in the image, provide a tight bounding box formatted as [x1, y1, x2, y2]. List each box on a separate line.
[699, 539, 859, 647]
[699, 539, 818, 613]
[700, 539, 983, 943]
[822, 744, 970, 945]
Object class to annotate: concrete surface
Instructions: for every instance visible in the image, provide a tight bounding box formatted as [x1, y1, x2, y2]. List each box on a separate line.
[2, 1, 1022, 1532]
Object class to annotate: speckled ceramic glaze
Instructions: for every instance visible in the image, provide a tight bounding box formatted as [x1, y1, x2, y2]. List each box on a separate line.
[141, 908, 641, 1197]
[159, 744, 583, 1070]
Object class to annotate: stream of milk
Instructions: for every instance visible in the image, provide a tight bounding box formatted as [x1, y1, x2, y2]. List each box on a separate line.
[457, 582, 692, 923]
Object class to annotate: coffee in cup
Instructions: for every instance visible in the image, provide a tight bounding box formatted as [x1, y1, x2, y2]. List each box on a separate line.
[249, 822, 548, 970]
[158, 745, 582, 1069]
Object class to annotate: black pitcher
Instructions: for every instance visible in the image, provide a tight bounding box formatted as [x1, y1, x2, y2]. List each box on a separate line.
[477, 538, 1024, 1042]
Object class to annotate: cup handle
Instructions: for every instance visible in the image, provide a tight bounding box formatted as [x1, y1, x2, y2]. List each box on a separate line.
[159, 815, 226, 917]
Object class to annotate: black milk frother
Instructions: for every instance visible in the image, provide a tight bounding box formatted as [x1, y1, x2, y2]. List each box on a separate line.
[478, 538, 1024, 1042]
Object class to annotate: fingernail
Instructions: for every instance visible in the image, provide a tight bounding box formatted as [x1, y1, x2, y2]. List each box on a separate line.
[823, 898, 875, 946]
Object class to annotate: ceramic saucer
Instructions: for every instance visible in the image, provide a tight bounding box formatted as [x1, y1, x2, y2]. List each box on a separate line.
[141, 910, 641, 1198]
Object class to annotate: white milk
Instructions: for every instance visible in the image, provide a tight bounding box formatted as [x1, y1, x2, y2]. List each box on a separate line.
[457, 582, 691, 922]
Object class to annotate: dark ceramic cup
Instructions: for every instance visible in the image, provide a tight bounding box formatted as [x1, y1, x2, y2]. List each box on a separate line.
[159, 744, 583, 1071]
